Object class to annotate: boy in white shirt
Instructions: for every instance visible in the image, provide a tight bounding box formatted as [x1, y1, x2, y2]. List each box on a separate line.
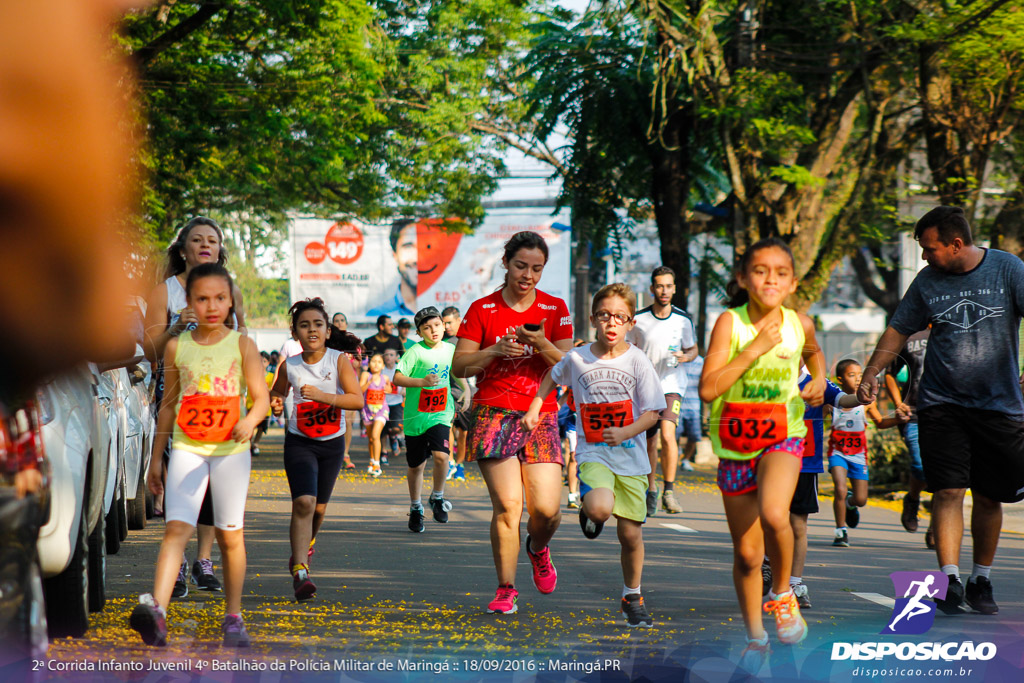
[523, 283, 664, 627]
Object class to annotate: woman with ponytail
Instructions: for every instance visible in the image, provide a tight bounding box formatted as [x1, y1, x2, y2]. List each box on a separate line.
[452, 231, 574, 614]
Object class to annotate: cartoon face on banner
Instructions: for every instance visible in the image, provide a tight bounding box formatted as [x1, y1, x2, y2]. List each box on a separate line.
[417, 219, 463, 294]
[290, 210, 571, 323]
[418, 214, 571, 310]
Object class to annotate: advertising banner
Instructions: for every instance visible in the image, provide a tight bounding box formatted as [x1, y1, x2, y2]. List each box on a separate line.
[290, 208, 571, 323]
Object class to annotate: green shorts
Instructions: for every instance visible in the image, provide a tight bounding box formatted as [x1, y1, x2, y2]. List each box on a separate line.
[578, 461, 648, 523]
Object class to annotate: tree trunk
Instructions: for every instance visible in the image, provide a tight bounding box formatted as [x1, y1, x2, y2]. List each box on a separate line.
[697, 237, 711, 353]
[571, 225, 591, 341]
[132, 3, 226, 71]
[649, 109, 693, 311]
[919, 44, 969, 207]
[570, 105, 593, 340]
[850, 246, 900, 318]
[991, 173, 1024, 259]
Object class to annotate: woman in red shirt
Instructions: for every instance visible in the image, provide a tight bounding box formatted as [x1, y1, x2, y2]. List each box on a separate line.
[453, 231, 574, 614]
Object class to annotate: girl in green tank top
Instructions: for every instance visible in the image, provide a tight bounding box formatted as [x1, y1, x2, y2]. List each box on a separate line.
[698, 238, 827, 665]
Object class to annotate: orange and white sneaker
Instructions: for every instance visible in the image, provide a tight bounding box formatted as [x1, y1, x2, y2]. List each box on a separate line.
[763, 591, 807, 644]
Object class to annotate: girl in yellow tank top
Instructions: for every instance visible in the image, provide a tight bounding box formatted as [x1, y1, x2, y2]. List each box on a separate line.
[132, 264, 269, 649]
[699, 238, 826, 667]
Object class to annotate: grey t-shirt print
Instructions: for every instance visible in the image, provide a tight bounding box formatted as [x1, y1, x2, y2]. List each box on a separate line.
[890, 249, 1024, 419]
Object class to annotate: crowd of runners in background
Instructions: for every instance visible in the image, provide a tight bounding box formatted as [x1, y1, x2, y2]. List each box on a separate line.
[129, 207, 1022, 676]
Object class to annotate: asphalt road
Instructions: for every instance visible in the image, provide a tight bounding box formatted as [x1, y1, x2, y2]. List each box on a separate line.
[22, 429, 1024, 683]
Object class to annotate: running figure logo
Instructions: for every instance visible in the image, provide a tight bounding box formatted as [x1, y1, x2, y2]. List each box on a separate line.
[883, 571, 949, 635]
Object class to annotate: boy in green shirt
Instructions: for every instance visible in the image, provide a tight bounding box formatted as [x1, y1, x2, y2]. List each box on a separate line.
[393, 307, 471, 532]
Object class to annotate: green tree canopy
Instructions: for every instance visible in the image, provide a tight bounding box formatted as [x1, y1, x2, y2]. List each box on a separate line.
[122, 0, 540, 248]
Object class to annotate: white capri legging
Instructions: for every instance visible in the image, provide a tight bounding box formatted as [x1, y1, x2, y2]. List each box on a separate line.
[165, 448, 250, 530]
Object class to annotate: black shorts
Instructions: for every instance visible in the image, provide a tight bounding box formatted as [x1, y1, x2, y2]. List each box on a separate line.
[385, 403, 404, 434]
[406, 424, 451, 468]
[789, 472, 819, 515]
[164, 445, 213, 525]
[283, 431, 345, 503]
[452, 409, 471, 432]
[918, 404, 1024, 503]
[646, 392, 682, 438]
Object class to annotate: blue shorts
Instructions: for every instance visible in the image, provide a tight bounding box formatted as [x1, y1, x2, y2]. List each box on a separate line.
[676, 411, 701, 442]
[557, 405, 577, 439]
[828, 453, 869, 481]
[717, 437, 805, 496]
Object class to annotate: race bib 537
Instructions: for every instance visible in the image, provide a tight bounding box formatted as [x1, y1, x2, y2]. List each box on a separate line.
[579, 400, 634, 444]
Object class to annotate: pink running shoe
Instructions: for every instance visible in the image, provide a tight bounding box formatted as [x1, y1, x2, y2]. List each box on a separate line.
[525, 534, 557, 594]
[486, 584, 519, 614]
[292, 563, 316, 602]
[129, 594, 167, 646]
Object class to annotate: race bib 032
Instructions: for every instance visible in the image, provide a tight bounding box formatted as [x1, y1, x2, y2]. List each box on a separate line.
[717, 402, 787, 453]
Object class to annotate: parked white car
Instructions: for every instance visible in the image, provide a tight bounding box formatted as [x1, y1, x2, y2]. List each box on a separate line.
[124, 298, 155, 527]
[95, 353, 154, 553]
[0, 399, 50, 658]
[35, 365, 112, 638]
[94, 365, 126, 556]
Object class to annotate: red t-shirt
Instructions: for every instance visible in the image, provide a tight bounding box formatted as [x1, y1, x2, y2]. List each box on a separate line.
[459, 289, 573, 412]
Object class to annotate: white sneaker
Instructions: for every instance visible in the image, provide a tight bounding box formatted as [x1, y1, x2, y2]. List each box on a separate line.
[446, 460, 457, 481]
[792, 582, 811, 609]
[680, 460, 695, 471]
[738, 635, 770, 674]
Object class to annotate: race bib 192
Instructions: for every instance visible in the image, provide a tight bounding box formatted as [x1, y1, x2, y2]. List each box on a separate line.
[418, 388, 448, 413]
